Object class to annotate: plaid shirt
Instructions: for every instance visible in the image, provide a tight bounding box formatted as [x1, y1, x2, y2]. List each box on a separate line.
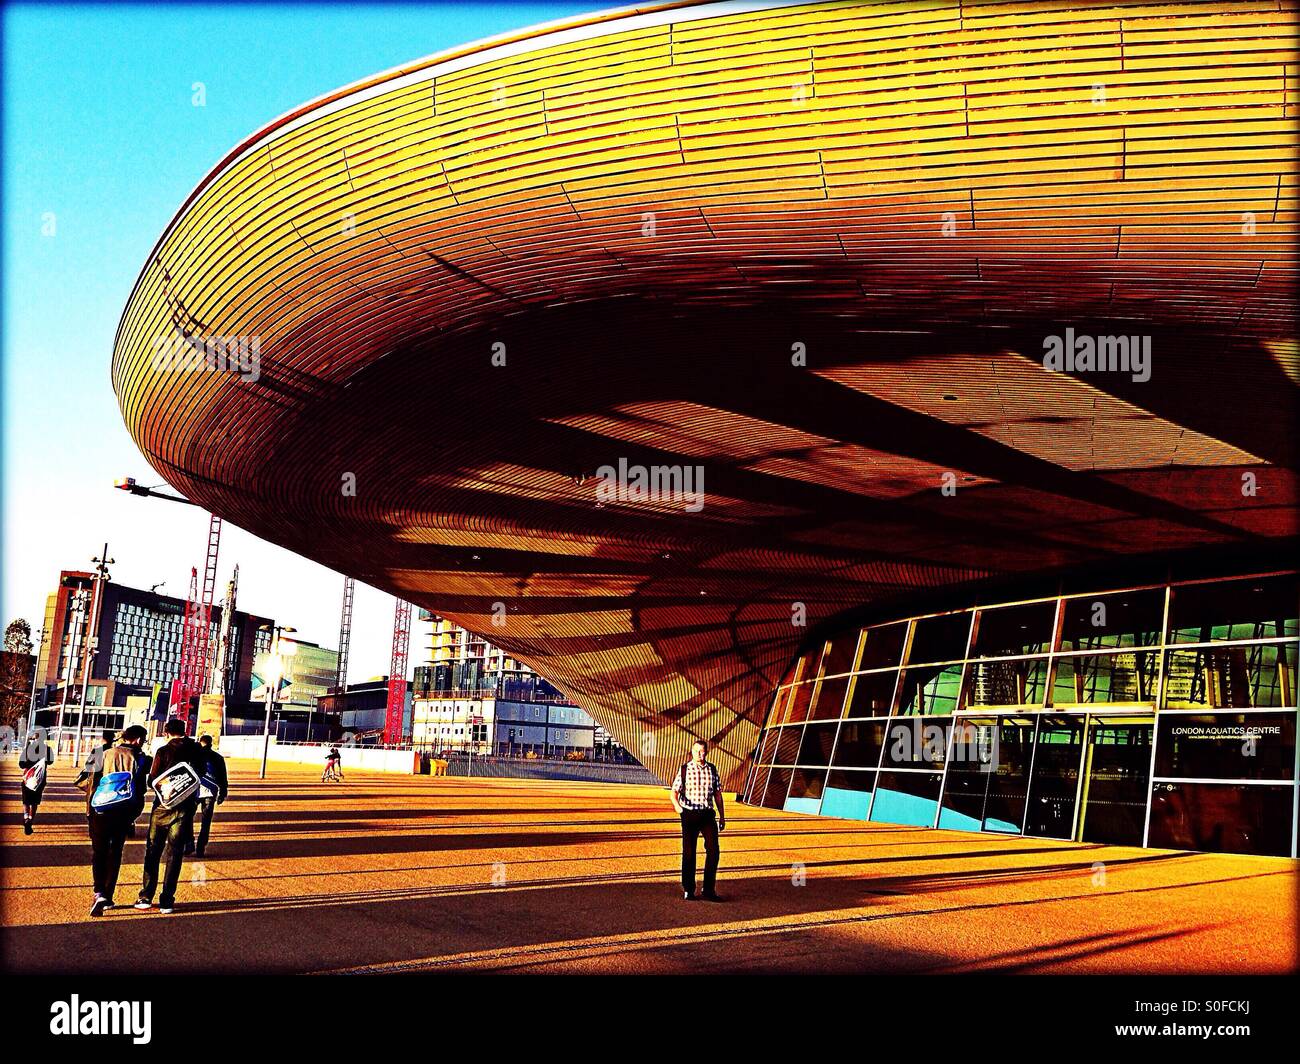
[673, 759, 721, 811]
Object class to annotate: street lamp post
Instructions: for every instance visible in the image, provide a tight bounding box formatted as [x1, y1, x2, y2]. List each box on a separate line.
[23, 626, 44, 751]
[258, 624, 296, 779]
[113, 478, 191, 506]
[56, 590, 87, 759]
[72, 545, 113, 767]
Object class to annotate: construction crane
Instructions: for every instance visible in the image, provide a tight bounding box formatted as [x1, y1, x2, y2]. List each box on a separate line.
[384, 598, 412, 744]
[172, 514, 222, 724]
[117, 477, 225, 729]
[334, 576, 355, 695]
[211, 564, 240, 697]
[172, 567, 201, 721]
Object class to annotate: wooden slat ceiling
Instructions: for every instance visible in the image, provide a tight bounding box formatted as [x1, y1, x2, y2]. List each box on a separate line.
[112, 0, 1298, 785]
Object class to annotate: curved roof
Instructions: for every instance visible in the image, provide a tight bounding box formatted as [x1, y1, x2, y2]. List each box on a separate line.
[113, 0, 1298, 784]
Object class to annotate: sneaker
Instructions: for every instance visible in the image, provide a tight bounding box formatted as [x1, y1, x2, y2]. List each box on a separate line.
[194, 848, 205, 859]
[90, 897, 108, 918]
[701, 892, 724, 902]
[133, 901, 152, 911]
[682, 891, 696, 901]
[159, 906, 175, 915]
[23, 821, 32, 836]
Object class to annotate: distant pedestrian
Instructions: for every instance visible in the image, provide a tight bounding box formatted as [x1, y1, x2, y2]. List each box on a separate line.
[78, 729, 117, 817]
[77, 729, 120, 829]
[18, 729, 53, 836]
[74, 730, 117, 790]
[670, 739, 726, 901]
[128, 736, 157, 840]
[87, 726, 148, 917]
[134, 718, 205, 914]
[189, 734, 228, 858]
[323, 745, 343, 782]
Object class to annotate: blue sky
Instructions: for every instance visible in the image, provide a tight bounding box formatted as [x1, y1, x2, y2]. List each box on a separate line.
[2, 1, 600, 677]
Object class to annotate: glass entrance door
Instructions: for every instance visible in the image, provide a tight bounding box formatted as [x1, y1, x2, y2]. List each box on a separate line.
[1078, 718, 1153, 846]
[1024, 715, 1086, 839]
[940, 716, 1036, 835]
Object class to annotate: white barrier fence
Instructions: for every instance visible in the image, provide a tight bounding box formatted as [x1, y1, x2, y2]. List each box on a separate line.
[217, 734, 420, 775]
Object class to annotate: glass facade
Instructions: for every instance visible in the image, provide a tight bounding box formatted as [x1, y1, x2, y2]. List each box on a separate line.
[281, 641, 341, 707]
[742, 571, 1299, 858]
[107, 601, 202, 688]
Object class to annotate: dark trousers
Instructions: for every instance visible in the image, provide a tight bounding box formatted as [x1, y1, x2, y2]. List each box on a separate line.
[89, 808, 133, 901]
[680, 809, 720, 894]
[139, 803, 194, 908]
[195, 796, 217, 854]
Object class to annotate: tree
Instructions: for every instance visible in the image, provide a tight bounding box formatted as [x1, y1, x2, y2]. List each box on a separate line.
[0, 618, 36, 732]
[4, 618, 33, 655]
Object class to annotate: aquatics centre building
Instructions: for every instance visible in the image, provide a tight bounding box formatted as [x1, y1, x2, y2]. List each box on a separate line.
[112, 0, 1298, 856]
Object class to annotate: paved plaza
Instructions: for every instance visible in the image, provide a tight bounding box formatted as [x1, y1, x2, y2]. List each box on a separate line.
[3, 761, 1295, 975]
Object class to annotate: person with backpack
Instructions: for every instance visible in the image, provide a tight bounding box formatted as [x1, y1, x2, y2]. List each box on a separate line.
[669, 738, 726, 901]
[87, 726, 148, 917]
[188, 734, 228, 858]
[18, 728, 53, 836]
[74, 729, 117, 791]
[77, 729, 123, 829]
[134, 718, 205, 914]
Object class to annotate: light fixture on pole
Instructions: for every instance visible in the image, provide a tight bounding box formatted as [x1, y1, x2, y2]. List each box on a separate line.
[72, 545, 113, 766]
[24, 626, 44, 752]
[56, 589, 88, 758]
[113, 477, 191, 505]
[257, 624, 296, 779]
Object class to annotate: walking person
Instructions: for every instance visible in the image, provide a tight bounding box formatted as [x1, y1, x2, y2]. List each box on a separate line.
[87, 726, 148, 917]
[188, 734, 228, 858]
[126, 734, 157, 841]
[134, 718, 204, 914]
[77, 729, 120, 838]
[670, 739, 726, 901]
[18, 728, 53, 836]
[322, 745, 343, 782]
[74, 730, 117, 790]
[148, 730, 169, 760]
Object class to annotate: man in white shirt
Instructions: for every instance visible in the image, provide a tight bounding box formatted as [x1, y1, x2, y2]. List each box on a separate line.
[670, 739, 725, 901]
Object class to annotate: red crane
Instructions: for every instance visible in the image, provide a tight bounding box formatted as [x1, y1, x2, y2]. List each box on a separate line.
[384, 598, 412, 744]
[172, 514, 222, 726]
[114, 480, 224, 731]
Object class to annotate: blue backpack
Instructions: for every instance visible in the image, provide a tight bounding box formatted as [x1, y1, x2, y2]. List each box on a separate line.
[91, 770, 136, 812]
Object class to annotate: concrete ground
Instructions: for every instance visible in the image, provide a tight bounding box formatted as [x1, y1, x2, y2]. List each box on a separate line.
[2, 759, 1295, 975]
